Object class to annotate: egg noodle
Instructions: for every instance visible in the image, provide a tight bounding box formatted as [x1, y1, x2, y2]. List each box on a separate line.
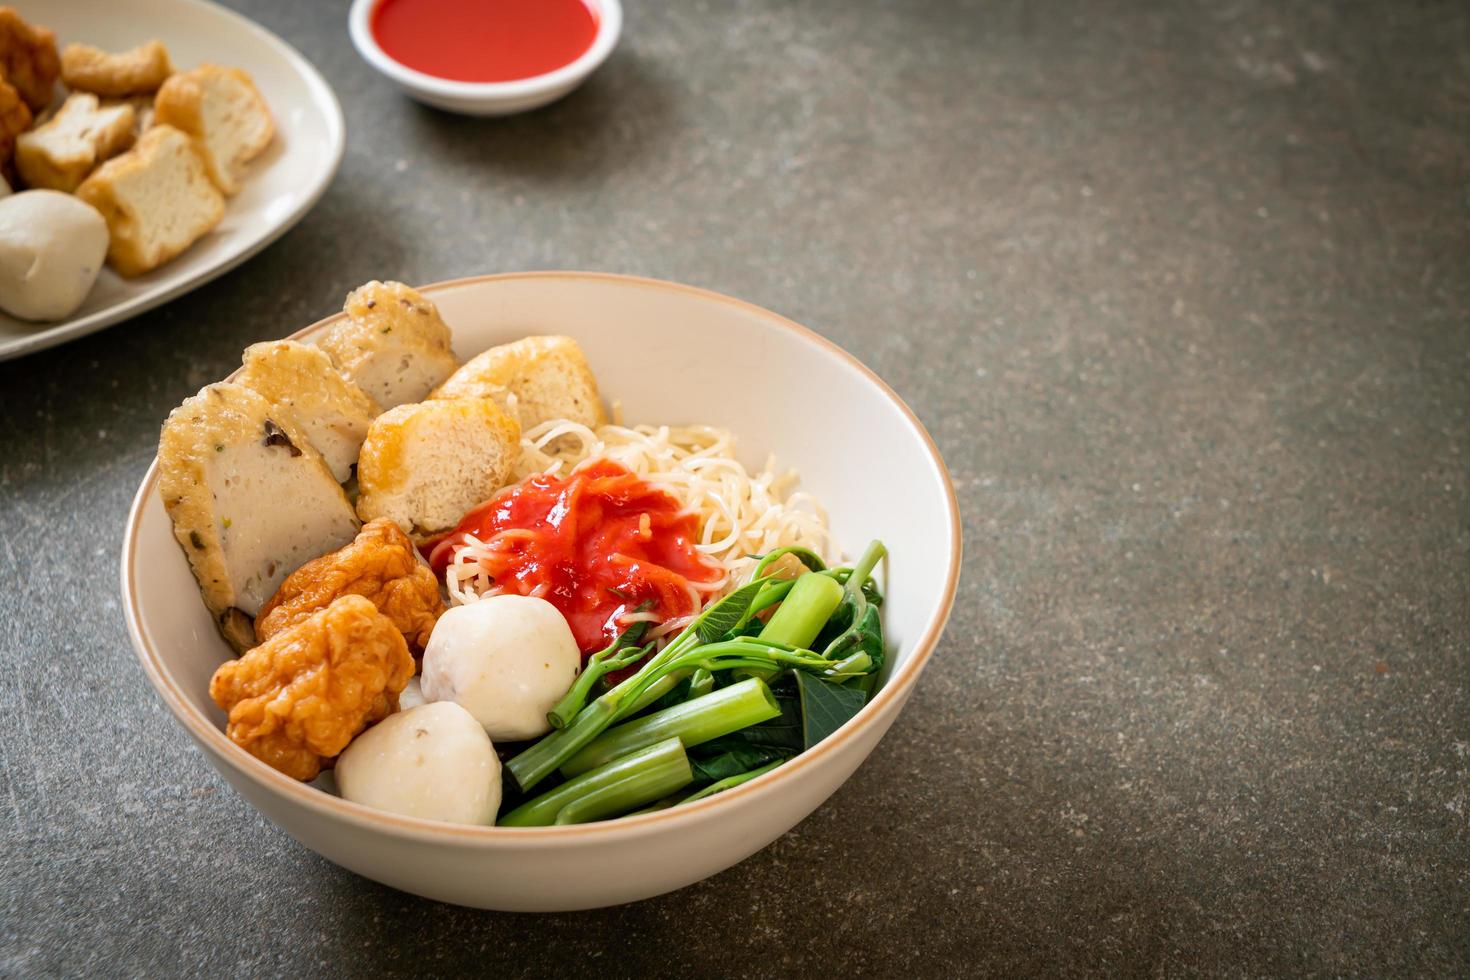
[442, 416, 834, 641]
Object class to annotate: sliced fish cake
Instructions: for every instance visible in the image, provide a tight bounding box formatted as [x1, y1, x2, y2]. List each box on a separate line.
[236, 340, 381, 483]
[158, 382, 361, 649]
[431, 334, 606, 431]
[316, 280, 460, 410]
[356, 398, 520, 541]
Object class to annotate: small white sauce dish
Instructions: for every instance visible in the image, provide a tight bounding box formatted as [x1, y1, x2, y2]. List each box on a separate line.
[347, 0, 622, 116]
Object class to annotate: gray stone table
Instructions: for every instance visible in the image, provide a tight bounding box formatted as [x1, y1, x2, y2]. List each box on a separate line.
[2, 0, 1466, 975]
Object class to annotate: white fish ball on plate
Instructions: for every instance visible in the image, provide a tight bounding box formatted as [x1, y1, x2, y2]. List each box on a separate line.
[421, 595, 581, 742]
[0, 190, 108, 321]
[335, 701, 500, 825]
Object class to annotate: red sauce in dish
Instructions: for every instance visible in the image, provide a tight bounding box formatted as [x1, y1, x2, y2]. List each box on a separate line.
[426, 460, 723, 655]
[371, 0, 599, 84]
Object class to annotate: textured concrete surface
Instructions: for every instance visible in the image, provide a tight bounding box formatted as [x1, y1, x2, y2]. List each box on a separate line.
[2, 0, 1467, 975]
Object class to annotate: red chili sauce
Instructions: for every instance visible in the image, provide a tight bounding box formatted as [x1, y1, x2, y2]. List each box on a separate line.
[426, 460, 723, 656]
[371, 0, 599, 84]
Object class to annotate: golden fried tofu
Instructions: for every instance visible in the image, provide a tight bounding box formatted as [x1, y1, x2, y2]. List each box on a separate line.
[75, 124, 224, 277]
[256, 518, 445, 651]
[432, 335, 606, 431]
[0, 7, 59, 112]
[356, 398, 520, 541]
[0, 74, 31, 176]
[154, 64, 272, 195]
[158, 383, 361, 649]
[209, 595, 414, 781]
[236, 340, 382, 483]
[316, 281, 460, 410]
[101, 94, 155, 140]
[15, 92, 135, 193]
[60, 40, 173, 97]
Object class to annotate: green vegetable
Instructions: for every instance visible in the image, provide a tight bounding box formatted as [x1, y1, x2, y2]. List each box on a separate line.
[760, 572, 845, 649]
[680, 760, 784, 804]
[539, 575, 775, 739]
[503, 539, 890, 817]
[689, 678, 803, 760]
[795, 671, 868, 748]
[745, 565, 881, 621]
[753, 547, 827, 577]
[689, 738, 794, 783]
[686, 667, 715, 699]
[499, 737, 692, 827]
[817, 540, 887, 684]
[737, 571, 846, 684]
[547, 614, 654, 730]
[559, 678, 781, 777]
[506, 634, 835, 792]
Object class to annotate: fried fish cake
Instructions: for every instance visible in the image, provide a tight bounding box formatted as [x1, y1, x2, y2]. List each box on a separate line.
[157, 382, 360, 649]
[0, 7, 60, 112]
[209, 595, 414, 781]
[256, 518, 445, 651]
[355, 398, 520, 542]
[431, 335, 606, 431]
[316, 281, 460, 410]
[235, 340, 382, 484]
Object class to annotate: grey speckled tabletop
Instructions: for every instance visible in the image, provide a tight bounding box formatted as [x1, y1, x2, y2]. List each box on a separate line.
[2, 0, 1468, 975]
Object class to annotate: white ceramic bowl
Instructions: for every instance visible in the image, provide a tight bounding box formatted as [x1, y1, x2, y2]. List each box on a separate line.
[347, 0, 622, 116]
[121, 272, 961, 911]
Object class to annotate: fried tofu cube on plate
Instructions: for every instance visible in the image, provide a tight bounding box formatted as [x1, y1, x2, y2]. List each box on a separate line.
[16, 92, 135, 193]
[158, 382, 361, 649]
[102, 94, 156, 140]
[236, 340, 381, 483]
[153, 64, 273, 195]
[316, 281, 461, 410]
[356, 398, 521, 541]
[431, 334, 607, 431]
[60, 40, 173, 97]
[76, 125, 224, 277]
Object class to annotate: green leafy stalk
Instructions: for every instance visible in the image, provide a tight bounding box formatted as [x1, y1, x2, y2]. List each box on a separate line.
[825, 651, 872, 679]
[552, 756, 693, 825]
[544, 575, 773, 732]
[687, 667, 715, 699]
[500, 737, 692, 827]
[746, 564, 883, 622]
[740, 571, 846, 683]
[818, 540, 887, 673]
[760, 572, 845, 649]
[547, 615, 654, 730]
[560, 678, 780, 777]
[507, 696, 624, 792]
[506, 636, 835, 792]
[679, 760, 784, 804]
[613, 575, 776, 721]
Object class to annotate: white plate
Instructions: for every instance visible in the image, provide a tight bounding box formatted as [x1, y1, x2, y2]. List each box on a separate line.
[0, 0, 344, 361]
